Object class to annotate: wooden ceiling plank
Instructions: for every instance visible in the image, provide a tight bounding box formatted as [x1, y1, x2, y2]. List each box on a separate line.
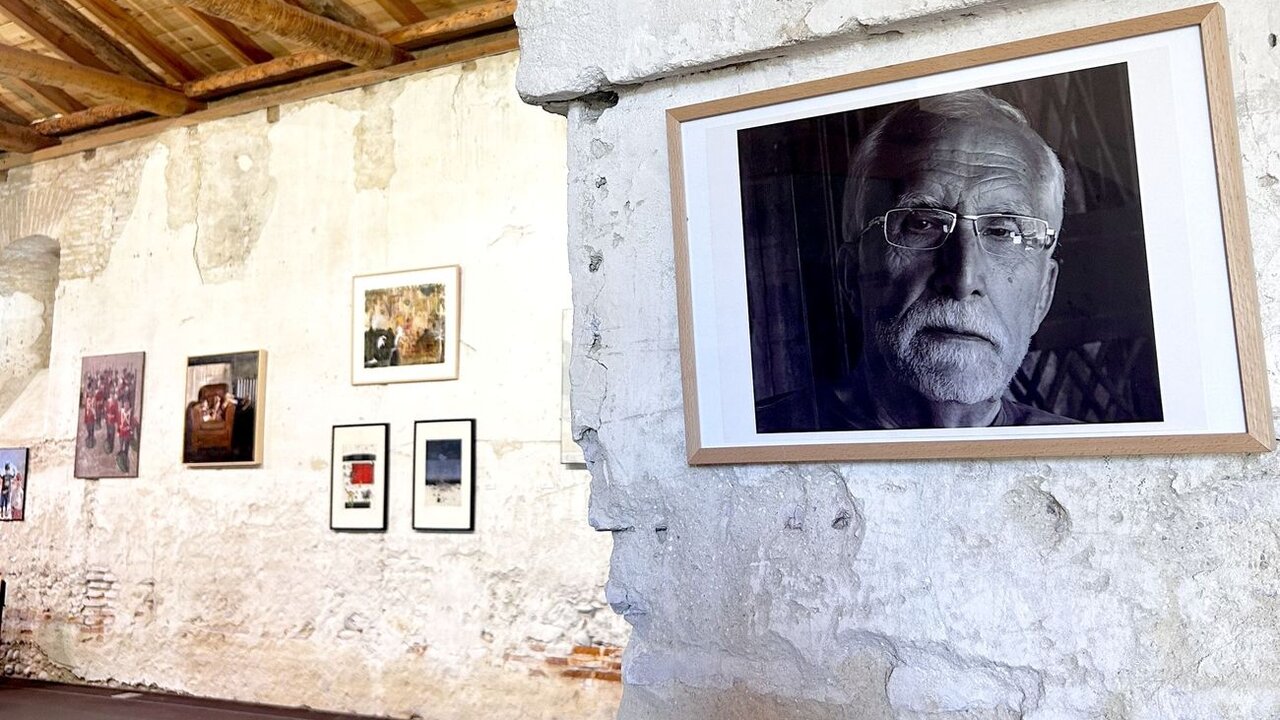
[25, 0, 165, 84]
[288, 0, 376, 34]
[75, 0, 203, 83]
[371, 0, 427, 25]
[23, 29, 516, 157]
[0, 45, 202, 116]
[0, 118, 60, 152]
[22, 80, 88, 114]
[185, 1, 514, 98]
[179, 6, 276, 65]
[0, 0, 116, 71]
[180, 0, 408, 68]
[0, 98, 29, 126]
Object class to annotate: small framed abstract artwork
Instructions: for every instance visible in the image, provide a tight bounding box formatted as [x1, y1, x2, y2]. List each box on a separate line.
[352, 265, 461, 385]
[0, 447, 28, 522]
[412, 419, 476, 532]
[182, 351, 267, 467]
[75, 351, 145, 479]
[330, 423, 390, 532]
[667, 4, 1271, 463]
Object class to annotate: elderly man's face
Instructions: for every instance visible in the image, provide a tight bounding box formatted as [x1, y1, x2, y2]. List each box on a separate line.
[856, 121, 1062, 404]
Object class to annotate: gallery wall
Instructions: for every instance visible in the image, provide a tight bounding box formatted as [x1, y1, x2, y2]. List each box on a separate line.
[0, 52, 626, 719]
[516, 0, 1280, 717]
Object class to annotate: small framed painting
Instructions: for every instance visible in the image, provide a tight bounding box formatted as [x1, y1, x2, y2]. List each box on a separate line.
[0, 447, 29, 521]
[412, 419, 476, 532]
[330, 423, 390, 532]
[352, 265, 461, 385]
[75, 351, 145, 479]
[182, 351, 267, 467]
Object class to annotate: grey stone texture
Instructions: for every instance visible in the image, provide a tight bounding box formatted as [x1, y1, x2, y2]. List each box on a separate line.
[519, 0, 1280, 717]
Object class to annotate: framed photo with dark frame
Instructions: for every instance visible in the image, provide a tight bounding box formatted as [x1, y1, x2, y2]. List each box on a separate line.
[182, 351, 267, 467]
[75, 352, 145, 479]
[0, 447, 29, 522]
[412, 419, 476, 532]
[330, 423, 390, 532]
[668, 4, 1272, 463]
[352, 265, 461, 385]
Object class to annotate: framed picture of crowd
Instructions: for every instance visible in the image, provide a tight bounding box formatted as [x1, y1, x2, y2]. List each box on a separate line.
[412, 419, 476, 532]
[352, 265, 461, 385]
[668, 4, 1272, 463]
[330, 423, 390, 532]
[182, 351, 267, 467]
[75, 352, 145, 479]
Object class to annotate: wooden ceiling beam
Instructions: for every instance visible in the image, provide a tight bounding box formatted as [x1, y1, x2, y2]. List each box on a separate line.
[287, 0, 376, 34]
[180, 0, 409, 68]
[0, 0, 116, 71]
[0, 98, 29, 126]
[0, 118, 60, 152]
[21, 80, 86, 114]
[179, 7, 276, 65]
[21, 0, 165, 84]
[372, 0, 428, 25]
[184, 0, 514, 99]
[75, 0, 203, 83]
[0, 45, 201, 116]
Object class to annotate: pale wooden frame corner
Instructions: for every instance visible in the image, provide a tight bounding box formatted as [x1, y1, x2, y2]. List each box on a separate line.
[350, 264, 462, 386]
[667, 3, 1273, 464]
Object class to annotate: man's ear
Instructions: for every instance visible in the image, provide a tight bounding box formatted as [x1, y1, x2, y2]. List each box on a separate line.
[836, 241, 861, 319]
[1031, 257, 1060, 329]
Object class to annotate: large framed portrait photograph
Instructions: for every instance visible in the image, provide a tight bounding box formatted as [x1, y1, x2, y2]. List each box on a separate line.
[352, 265, 461, 385]
[74, 352, 145, 479]
[182, 351, 266, 467]
[669, 5, 1272, 463]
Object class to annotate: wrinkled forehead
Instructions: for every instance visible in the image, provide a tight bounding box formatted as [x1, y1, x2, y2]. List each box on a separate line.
[867, 118, 1062, 223]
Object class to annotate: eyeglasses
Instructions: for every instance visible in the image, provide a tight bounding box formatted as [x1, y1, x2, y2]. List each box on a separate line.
[866, 207, 1058, 257]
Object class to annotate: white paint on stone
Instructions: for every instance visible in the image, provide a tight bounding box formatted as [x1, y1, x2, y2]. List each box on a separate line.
[519, 0, 1280, 717]
[0, 52, 626, 719]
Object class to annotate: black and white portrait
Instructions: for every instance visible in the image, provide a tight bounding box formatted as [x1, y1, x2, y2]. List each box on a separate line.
[740, 64, 1164, 432]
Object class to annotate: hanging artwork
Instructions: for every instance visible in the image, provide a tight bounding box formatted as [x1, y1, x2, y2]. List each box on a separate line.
[412, 419, 476, 532]
[183, 351, 267, 467]
[74, 352, 145, 479]
[352, 265, 461, 384]
[330, 423, 390, 532]
[0, 447, 28, 522]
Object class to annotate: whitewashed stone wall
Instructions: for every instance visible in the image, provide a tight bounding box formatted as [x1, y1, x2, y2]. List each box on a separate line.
[517, 1, 1280, 718]
[0, 52, 627, 719]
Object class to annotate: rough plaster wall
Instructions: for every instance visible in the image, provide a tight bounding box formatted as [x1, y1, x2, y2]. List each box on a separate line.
[0, 52, 627, 719]
[0, 235, 59, 416]
[517, 0, 1280, 718]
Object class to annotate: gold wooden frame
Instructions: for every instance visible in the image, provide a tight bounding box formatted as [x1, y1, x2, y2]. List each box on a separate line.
[181, 350, 267, 468]
[667, 4, 1273, 464]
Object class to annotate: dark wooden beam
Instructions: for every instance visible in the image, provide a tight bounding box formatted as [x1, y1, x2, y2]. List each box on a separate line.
[179, 7, 276, 65]
[22, 0, 164, 84]
[0, 98, 29, 125]
[371, 0, 427, 25]
[75, 0, 203, 83]
[0, 119, 59, 152]
[288, 0, 376, 34]
[0, 45, 201, 116]
[181, 0, 408, 68]
[0, 0, 116, 71]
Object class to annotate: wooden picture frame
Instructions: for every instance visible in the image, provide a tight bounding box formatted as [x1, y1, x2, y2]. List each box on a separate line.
[330, 423, 390, 532]
[352, 265, 461, 385]
[668, 4, 1272, 463]
[0, 447, 29, 522]
[412, 419, 476, 532]
[74, 352, 145, 479]
[182, 350, 267, 467]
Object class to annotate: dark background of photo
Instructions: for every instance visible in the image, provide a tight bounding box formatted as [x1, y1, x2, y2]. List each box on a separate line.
[739, 62, 1164, 431]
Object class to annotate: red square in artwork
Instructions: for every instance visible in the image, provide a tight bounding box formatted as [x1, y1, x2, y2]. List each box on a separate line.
[350, 462, 375, 484]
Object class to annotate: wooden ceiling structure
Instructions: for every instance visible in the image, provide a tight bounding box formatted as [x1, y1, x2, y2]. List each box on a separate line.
[0, 0, 517, 170]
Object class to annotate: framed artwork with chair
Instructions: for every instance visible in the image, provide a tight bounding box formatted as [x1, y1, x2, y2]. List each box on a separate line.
[182, 351, 267, 467]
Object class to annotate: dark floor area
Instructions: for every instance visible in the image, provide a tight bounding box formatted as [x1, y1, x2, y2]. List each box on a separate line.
[0, 679, 385, 720]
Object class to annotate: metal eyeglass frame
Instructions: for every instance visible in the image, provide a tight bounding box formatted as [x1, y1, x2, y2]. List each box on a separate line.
[865, 207, 1059, 256]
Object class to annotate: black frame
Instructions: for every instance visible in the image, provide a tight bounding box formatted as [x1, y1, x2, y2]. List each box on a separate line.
[412, 418, 476, 533]
[329, 423, 390, 533]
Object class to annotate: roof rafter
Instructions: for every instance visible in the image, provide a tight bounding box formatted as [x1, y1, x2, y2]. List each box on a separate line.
[178, 6, 276, 65]
[179, 0, 409, 68]
[286, 0, 376, 34]
[19, 0, 165, 84]
[371, 0, 427, 25]
[0, 44, 201, 116]
[0, 118, 59, 152]
[75, 0, 203, 83]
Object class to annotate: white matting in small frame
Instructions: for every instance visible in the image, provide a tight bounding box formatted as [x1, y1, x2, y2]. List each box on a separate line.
[330, 423, 390, 532]
[668, 4, 1272, 463]
[352, 265, 461, 385]
[412, 419, 476, 532]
